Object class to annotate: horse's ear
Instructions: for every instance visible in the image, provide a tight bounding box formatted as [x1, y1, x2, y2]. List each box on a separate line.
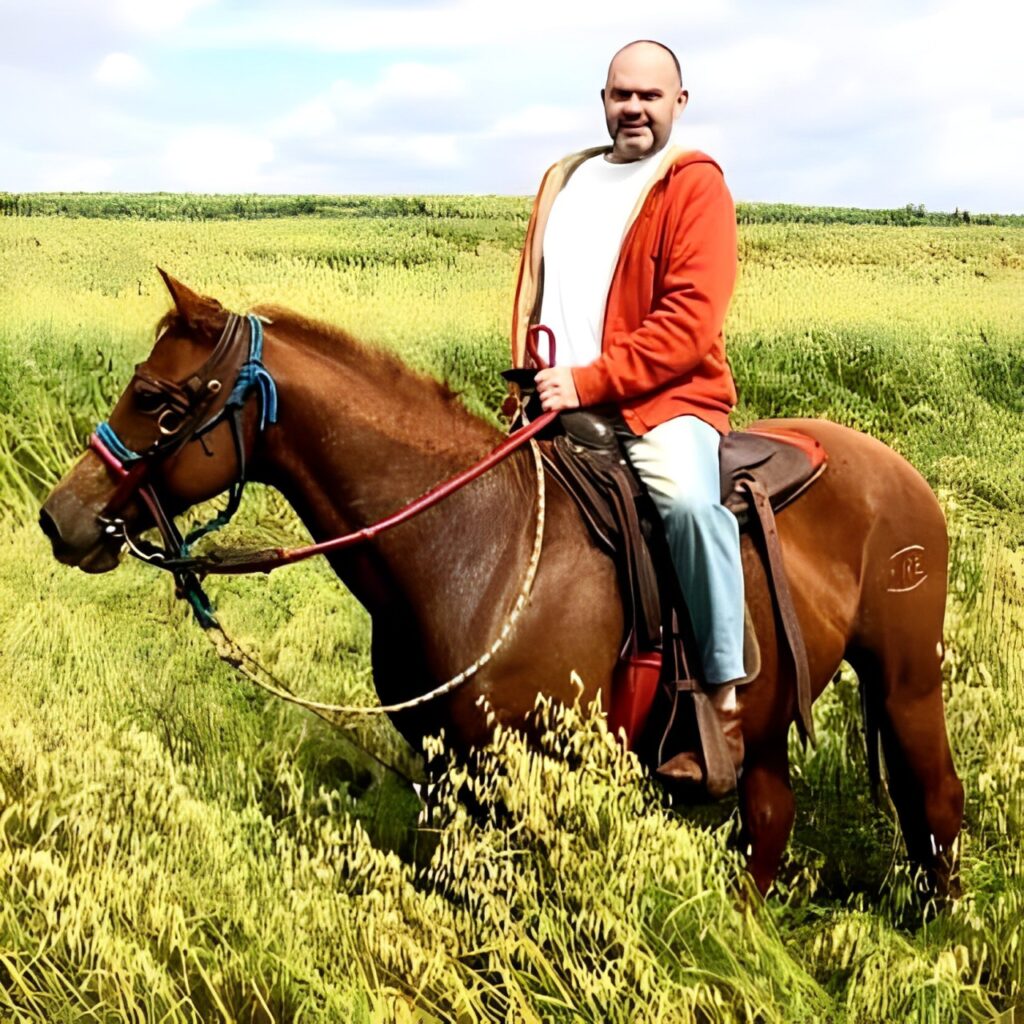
[157, 268, 225, 332]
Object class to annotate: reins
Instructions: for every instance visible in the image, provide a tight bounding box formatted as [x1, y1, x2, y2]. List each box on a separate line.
[88, 312, 558, 742]
[96, 402, 557, 580]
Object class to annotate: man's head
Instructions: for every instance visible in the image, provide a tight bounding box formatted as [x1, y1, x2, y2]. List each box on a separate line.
[602, 40, 687, 163]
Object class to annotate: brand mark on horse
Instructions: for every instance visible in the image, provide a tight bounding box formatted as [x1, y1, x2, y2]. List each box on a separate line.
[888, 545, 927, 593]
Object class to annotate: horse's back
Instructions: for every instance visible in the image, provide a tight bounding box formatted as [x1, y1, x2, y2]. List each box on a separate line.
[753, 417, 944, 528]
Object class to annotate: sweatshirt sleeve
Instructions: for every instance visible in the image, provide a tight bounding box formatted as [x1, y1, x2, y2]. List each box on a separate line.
[571, 162, 737, 405]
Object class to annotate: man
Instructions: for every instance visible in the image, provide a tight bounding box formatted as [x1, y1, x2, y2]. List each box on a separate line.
[510, 39, 745, 784]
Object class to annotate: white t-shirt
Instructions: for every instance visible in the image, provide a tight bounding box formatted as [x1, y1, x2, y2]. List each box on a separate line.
[539, 151, 662, 368]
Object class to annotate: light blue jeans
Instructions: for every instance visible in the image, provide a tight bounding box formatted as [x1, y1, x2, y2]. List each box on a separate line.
[616, 415, 745, 685]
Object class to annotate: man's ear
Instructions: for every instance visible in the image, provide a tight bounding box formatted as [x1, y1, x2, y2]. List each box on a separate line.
[600, 88, 606, 102]
[156, 268, 226, 333]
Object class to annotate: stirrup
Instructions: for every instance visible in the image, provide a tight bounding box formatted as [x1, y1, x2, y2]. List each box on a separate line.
[657, 705, 745, 797]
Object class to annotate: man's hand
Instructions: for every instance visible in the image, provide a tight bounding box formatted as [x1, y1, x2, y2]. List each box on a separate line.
[535, 366, 581, 412]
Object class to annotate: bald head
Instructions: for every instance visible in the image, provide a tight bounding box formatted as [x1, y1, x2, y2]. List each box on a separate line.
[602, 40, 688, 163]
[607, 40, 682, 89]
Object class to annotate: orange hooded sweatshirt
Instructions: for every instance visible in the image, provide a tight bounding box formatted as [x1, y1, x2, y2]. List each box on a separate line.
[511, 145, 738, 435]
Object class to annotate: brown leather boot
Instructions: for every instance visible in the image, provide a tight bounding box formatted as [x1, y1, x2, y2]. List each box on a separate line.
[656, 750, 705, 784]
[655, 688, 744, 796]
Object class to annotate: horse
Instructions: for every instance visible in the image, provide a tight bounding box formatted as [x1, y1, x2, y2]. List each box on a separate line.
[39, 272, 964, 896]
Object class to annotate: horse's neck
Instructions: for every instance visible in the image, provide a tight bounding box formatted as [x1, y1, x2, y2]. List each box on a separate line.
[260, 329, 499, 523]
[254, 326, 531, 628]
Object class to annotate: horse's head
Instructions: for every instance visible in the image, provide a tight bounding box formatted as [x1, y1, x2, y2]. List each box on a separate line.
[40, 271, 268, 572]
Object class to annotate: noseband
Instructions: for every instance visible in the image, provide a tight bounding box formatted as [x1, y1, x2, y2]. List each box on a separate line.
[89, 312, 279, 622]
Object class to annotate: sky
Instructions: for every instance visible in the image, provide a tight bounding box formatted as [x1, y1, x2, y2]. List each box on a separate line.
[1, 0, 1022, 212]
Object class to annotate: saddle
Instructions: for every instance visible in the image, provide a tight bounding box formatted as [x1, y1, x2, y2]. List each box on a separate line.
[535, 407, 827, 796]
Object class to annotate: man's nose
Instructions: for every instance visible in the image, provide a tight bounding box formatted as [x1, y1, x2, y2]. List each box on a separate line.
[622, 93, 642, 116]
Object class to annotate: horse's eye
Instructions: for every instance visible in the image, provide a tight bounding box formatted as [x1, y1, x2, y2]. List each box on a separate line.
[133, 385, 165, 414]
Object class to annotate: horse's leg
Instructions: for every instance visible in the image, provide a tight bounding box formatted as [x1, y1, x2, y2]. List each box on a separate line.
[738, 738, 795, 896]
[848, 641, 964, 895]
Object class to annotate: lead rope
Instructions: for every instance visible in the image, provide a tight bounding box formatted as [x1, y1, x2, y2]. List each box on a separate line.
[200, 439, 546, 725]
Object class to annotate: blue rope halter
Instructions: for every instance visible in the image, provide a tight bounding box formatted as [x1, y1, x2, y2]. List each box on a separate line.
[94, 419, 143, 463]
[227, 315, 278, 432]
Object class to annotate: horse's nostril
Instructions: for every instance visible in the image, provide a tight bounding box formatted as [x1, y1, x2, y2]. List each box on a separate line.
[39, 506, 62, 544]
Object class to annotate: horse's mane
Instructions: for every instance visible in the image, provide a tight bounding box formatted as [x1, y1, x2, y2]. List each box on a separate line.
[155, 302, 472, 416]
[153, 300, 500, 461]
[250, 303, 469, 412]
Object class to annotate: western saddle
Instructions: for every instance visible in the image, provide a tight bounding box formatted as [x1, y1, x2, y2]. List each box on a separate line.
[505, 371, 827, 798]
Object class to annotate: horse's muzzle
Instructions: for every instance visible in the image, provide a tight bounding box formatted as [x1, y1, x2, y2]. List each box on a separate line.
[39, 488, 122, 573]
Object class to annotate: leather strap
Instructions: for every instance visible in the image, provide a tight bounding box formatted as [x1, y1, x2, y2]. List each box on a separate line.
[740, 476, 815, 744]
[691, 690, 738, 797]
[656, 610, 738, 796]
[544, 434, 661, 651]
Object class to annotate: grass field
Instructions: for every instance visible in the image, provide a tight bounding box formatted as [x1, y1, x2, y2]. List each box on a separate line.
[1, 198, 1023, 1022]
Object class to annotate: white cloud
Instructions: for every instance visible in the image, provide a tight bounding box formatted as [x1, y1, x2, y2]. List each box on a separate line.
[94, 52, 148, 88]
[270, 61, 469, 142]
[687, 33, 822, 111]
[268, 60, 472, 157]
[193, 0, 732, 53]
[161, 126, 275, 191]
[884, 1, 1022, 107]
[320, 62, 466, 110]
[932, 103, 1024, 200]
[109, 0, 218, 33]
[273, 97, 338, 141]
[374, 62, 465, 100]
[351, 132, 463, 170]
[2, 0, 1022, 209]
[38, 156, 117, 191]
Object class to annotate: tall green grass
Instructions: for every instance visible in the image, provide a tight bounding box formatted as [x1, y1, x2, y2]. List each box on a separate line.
[0, 204, 1022, 1020]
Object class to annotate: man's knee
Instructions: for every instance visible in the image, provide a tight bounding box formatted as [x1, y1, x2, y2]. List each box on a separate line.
[657, 489, 719, 531]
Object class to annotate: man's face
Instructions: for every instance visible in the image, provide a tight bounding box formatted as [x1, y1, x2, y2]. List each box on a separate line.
[602, 44, 687, 163]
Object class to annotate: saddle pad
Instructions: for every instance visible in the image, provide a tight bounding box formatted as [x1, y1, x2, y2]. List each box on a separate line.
[720, 426, 827, 523]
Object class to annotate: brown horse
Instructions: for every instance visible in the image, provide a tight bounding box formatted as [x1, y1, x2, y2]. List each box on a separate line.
[39, 274, 964, 896]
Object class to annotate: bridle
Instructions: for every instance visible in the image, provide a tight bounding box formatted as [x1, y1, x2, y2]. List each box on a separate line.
[89, 312, 279, 623]
[91, 315, 272, 541]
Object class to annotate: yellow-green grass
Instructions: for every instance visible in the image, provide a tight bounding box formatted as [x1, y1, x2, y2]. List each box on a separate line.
[0, 205, 1022, 1021]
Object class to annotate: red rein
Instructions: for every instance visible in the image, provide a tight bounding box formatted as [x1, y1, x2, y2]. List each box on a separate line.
[89, 408, 558, 575]
[90, 322, 557, 576]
